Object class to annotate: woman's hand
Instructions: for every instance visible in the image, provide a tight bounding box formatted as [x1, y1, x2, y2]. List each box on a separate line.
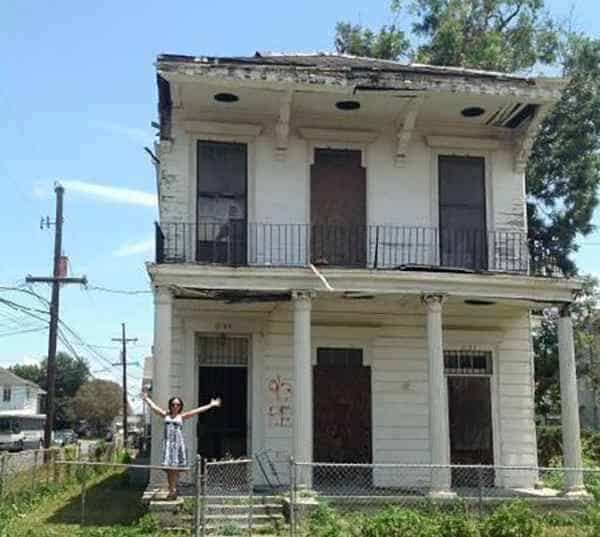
[210, 398, 222, 408]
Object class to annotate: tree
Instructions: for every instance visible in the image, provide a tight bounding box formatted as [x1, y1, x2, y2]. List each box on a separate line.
[406, 0, 559, 72]
[9, 352, 90, 428]
[527, 36, 600, 276]
[73, 379, 123, 434]
[335, 22, 410, 59]
[534, 275, 600, 421]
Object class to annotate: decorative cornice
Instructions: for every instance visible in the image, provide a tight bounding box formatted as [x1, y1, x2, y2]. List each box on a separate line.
[425, 135, 500, 151]
[183, 120, 263, 137]
[298, 127, 379, 144]
[395, 96, 424, 167]
[514, 104, 552, 173]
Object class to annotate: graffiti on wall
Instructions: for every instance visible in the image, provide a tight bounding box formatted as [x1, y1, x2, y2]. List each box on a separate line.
[266, 374, 293, 428]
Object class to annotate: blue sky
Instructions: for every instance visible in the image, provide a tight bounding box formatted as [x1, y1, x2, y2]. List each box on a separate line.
[1, 0, 599, 407]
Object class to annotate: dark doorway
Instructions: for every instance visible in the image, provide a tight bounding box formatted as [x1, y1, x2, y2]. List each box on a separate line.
[438, 156, 487, 270]
[310, 149, 367, 267]
[196, 141, 247, 265]
[313, 348, 372, 488]
[447, 376, 495, 487]
[197, 367, 247, 459]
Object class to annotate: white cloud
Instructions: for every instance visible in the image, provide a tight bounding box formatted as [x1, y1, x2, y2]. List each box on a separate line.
[91, 121, 153, 146]
[21, 354, 41, 366]
[33, 180, 157, 208]
[113, 238, 154, 257]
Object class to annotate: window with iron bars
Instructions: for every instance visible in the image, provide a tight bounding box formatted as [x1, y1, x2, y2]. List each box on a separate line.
[444, 350, 493, 375]
[196, 335, 249, 366]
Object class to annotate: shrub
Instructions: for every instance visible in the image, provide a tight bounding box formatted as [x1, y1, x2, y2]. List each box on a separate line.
[361, 506, 439, 537]
[307, 503, 363, 537]
[439, 510, 481, 537]
[482, 501, 544, 537]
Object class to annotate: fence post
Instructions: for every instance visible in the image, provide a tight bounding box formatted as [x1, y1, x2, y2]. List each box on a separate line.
[477, 466, 484, 516]
[248, 460, 253, 537]
[0, 454, 6, 499]
[289, 457, 295, 537]
[192, 455, 201, 537]
[80, 468, 87, 527]
[199, 469, 207, 537]
[31, 449, 39, 493]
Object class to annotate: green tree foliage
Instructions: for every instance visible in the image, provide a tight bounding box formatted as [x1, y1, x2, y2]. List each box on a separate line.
[335, 22, 410, 59]
[9, 352, 90, 428]
[527, 36, 600, 276]
[73, 379, 123, 434]
[405, 0, 559, 72]
[534, 276, 600, 421]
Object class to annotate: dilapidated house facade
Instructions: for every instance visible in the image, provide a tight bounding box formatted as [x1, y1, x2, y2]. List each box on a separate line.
[148, 53, 585, 494]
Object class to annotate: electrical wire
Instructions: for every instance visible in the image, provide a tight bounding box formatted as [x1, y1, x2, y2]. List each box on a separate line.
[86, 285, 152, 295]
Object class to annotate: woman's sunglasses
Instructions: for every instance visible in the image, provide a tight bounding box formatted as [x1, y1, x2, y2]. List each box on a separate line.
[170, 402, 182, 408]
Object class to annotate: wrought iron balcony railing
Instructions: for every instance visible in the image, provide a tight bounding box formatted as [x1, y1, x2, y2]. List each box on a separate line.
[155, 221, 562, 277]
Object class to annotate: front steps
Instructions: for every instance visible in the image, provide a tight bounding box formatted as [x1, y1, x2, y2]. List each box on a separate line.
[148, 494, 287, 535]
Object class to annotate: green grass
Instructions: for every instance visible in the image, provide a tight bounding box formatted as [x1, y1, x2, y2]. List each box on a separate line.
[1, 469, 181, 537]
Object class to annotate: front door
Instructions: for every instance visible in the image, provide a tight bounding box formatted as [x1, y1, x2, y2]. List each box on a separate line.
[448, 375, 495, 487]
[438, 156, 487, 270]
[197, 367, 247, 459]
[310, 149, 367, 267]
[313, 348, 372, 486]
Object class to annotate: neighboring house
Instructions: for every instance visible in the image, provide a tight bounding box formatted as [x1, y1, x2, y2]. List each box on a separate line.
[0, 367, 44, 415]
[147, 52, 586, 494]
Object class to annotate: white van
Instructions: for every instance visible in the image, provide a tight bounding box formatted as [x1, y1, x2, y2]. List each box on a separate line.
[0, 413, 46, 451]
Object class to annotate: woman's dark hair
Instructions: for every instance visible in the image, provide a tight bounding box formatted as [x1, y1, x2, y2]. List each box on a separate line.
[168, 396, 184, 414]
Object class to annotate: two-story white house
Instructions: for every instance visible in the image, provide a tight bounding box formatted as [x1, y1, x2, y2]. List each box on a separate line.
[147, 53, 585, 495]
[0, 367, 44, 415]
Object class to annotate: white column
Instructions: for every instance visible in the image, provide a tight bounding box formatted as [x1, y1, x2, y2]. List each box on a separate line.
[558, 305, 586, 494]
[423, 294, 454, 497]
[293, 291, 313, 487]
[151, 286, 173, 472]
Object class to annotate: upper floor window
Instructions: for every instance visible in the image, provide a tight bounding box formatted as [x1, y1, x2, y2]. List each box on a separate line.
[2, 388, 11, 402]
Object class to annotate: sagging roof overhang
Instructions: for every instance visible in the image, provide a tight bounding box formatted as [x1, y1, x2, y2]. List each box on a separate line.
[155, 52, 567, 103]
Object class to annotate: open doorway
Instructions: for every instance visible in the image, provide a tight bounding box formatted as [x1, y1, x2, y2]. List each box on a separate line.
[196, 336, 249, 459]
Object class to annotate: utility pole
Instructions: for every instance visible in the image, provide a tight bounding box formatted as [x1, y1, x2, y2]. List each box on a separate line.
[26, 184, 87, 449]
[112, 322, 137, 447]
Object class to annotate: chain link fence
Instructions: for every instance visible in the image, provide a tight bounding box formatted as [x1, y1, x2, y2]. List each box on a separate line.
[289, 461, 600, 536]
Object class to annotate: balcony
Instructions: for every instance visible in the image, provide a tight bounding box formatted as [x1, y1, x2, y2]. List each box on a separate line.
[155, 222, 561, 277]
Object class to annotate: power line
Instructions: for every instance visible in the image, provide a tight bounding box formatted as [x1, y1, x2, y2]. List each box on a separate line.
[86, 285, 152, 295]
[0, 326, 48, 338]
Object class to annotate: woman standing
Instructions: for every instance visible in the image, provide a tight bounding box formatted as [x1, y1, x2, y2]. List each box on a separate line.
[142, 390, 221, 499]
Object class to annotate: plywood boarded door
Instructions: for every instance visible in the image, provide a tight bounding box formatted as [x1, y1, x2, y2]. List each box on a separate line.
[313, 348, 372, 486]
[310, 149, 367, 267]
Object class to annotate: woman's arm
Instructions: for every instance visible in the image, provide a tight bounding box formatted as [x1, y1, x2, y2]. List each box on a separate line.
[142, 391, 167, 417]
[181, 398, 221, 420]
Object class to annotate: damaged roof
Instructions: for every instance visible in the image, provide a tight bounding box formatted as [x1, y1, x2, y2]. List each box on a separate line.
[156, 51, 551, 85]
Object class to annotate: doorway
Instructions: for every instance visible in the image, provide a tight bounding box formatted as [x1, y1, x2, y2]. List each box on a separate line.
[196, 141, 248, 265]
[445, 351, 495, 487]
[313, 348, 372, 487]
[438, 156, 487, 270]
[310, 149, 367, 267]
[196, 336, 249, 459]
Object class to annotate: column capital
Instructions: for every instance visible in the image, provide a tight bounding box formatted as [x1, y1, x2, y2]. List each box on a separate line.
[292, 290, 316, 304]
[559, 303, 572, 318]
[422, 294, 447, 312]
[154, 285, 173, 305]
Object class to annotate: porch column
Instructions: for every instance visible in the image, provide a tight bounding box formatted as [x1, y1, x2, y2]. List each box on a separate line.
[423, 294, 453, 496]
[151, 286, 173, 472]
[558, 305, 586, 494]
[293, 291, 313, 487]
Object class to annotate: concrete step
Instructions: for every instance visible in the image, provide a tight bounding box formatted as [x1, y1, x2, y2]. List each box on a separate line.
[205, 504, 283, 516]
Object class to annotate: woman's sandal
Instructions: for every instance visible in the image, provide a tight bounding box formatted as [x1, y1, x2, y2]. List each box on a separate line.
[166, 491, 177, 500]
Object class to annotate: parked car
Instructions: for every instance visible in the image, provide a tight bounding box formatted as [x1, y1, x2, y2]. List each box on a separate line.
[53, 429, 77, 447]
